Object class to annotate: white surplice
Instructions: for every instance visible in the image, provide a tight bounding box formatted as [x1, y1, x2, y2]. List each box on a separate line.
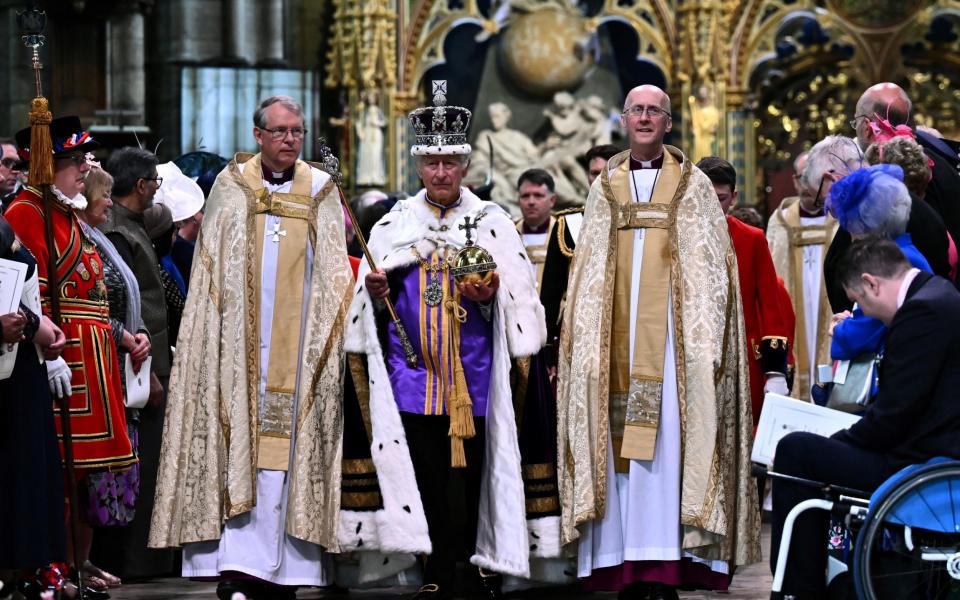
[576, 168, 728, 578]
[800, 215, 827, 395]
[182, 165, 333, 586]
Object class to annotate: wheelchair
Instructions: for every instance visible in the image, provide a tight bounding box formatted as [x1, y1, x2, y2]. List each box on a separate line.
[764, 456, 960, 599]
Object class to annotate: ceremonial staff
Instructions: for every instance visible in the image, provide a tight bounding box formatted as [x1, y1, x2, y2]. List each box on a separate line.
[316, 138, 418, 367]
[18, 5, 85, 593]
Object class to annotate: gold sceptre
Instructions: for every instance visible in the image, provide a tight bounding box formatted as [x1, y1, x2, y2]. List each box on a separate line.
[316, 139, 418, 367]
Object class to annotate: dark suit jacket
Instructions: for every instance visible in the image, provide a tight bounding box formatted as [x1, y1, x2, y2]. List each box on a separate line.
[825, 198, 951, 312]
[832, 272, 960, 468]
[917, 130, 960, 252]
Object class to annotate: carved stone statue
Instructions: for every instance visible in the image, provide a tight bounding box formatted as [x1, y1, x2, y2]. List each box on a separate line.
[539, 91, 591, 203]
[580, 94, 612, 146]
[469, 95, 617, 210]
[688, 84, 720, 161]
[355, 88, 387, 187]
[469, 102, 542, 216]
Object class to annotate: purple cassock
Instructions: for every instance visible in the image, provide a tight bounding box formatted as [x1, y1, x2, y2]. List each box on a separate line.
[385, 258, 494, 417]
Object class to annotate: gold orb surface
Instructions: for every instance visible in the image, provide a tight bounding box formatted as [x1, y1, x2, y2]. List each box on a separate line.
[453, 245, 497, 283]
[498, 9, 594, 97]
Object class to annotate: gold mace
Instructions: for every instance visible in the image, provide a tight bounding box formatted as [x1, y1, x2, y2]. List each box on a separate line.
[17, 3, 86, 594]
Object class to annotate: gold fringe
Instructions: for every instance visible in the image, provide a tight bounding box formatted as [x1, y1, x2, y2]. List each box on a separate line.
[445, 290, 474, 468]
[27, 97, 54, 187]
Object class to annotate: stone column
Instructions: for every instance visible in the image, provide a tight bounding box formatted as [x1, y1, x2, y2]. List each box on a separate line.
[223, 0, 256, 65]
[108, 4, 146, 124]
[166, 0, 222, 63]
[258, 0, 286, 66]
[725, 89, 753, 206]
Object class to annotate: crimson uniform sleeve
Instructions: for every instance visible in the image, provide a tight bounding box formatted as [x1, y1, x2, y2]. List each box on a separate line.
[751, 227, 790, 376]
[3, 198, 51, 316]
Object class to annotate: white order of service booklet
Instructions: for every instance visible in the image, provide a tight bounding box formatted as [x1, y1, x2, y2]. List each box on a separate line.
[752, 393, 861, 466]
[0, 257, 27, 317]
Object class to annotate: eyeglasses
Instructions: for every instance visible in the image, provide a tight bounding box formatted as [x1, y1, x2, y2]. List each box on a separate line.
[848, 114, 870, 130]
[814, 173, 831, 208]
[142, 176, 163, 188]
[259, 127, 307, 141]
[0, 158, 20, 170]
[622, 105, 669, 119]
[57, 152, 87, 166]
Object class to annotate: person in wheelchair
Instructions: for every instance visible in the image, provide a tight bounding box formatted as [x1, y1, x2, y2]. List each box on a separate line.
[770, 237, 960, 599]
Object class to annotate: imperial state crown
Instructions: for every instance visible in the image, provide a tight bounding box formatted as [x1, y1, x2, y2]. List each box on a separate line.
[408, 80, 472, 156]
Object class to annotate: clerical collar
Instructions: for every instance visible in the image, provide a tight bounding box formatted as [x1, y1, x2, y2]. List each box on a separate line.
[424, 192, 462, 212]
[629, 153, 664, 170]
[261, 163, 295, 185]
[799, 206, 825, 219]
[522, 219, 551, 234]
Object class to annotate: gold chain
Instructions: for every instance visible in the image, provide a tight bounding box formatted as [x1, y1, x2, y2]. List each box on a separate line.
[412, 247, 454, 273]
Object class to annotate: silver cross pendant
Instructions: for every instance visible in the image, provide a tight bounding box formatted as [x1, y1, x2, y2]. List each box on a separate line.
[267, 221, 287, 243]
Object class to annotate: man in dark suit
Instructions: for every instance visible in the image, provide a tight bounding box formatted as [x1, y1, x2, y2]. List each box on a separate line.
[770, 237, 960, 599]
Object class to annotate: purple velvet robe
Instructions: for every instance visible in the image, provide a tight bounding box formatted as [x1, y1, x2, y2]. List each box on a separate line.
[385, 260, 494, 417]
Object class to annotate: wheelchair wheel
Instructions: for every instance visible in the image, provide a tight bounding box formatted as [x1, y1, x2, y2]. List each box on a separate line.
[853, 461, 960, 600]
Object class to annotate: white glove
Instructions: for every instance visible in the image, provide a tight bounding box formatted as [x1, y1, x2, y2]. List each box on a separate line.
[47, 357, 73, 399]
[764, 373, 789, 396]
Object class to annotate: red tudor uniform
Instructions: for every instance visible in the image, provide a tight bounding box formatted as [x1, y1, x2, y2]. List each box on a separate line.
[5, 188, 136, 470]
[775, 275, 797, 391]
[727, 215, 792, 425]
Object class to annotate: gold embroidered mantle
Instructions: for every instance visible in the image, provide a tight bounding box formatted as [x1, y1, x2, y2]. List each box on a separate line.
[556, 147, 761, 566]
[148, 153, 353, 550]
[766, 197, 837, 400]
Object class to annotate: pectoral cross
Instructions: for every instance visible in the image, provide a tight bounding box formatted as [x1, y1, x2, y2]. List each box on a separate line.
[266, 221, 287, 243]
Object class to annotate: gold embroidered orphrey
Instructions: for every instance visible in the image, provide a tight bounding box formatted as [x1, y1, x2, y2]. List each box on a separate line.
[556, 146, 761, 567]
[766, 196, 837, 400]
[603, 150, 682, 466]
[149, 152, 353, 551]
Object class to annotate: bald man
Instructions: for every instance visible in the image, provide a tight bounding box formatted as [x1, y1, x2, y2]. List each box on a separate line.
[824, 82, 956, 312]
[557, 85, 760, 600]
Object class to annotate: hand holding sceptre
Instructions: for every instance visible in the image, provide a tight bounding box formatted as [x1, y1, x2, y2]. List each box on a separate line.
[316, 139, 418, 367]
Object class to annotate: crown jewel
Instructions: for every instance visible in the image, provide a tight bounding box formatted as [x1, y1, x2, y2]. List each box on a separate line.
[408, 80, 472, 156]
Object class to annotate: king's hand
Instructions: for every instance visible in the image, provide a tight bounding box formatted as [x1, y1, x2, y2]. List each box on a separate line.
[457, 271, 499, 304]
[365, 268, 390, 299]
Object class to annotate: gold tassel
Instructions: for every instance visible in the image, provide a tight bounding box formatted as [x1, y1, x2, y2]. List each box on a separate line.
[445, 292, 474, 468]
[27, 97, 54, 187]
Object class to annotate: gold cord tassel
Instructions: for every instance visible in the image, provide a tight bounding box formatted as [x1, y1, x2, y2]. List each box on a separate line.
[27, 97, 54, 187]
[445, 293, 474, 468]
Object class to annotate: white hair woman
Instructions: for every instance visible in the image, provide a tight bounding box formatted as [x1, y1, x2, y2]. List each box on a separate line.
[826, 164, 933, 368]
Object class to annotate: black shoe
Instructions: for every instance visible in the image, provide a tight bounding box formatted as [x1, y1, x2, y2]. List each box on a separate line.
[476, 568, 503, 600]
[648, 583, 679, 600]
[410, 583, 444, 599]
[215, 579, 297, 600]
[77, 585, 112, 600]
[618, 582, 650, 600]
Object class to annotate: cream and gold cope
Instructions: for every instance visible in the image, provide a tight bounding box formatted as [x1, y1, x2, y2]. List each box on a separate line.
[149, 153, 353, 551]
[766, 196, 838, 401]
[556, 147, 762, 566]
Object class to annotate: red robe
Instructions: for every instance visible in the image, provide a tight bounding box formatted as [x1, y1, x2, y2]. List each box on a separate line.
[727, 215, 792, 425]
[5, 188, 136, 470]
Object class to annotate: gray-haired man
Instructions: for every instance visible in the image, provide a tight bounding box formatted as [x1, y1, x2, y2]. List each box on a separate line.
[149, 95, 353, 599]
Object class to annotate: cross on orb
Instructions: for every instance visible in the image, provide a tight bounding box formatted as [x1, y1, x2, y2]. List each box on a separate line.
[459, 215, 479, 246]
